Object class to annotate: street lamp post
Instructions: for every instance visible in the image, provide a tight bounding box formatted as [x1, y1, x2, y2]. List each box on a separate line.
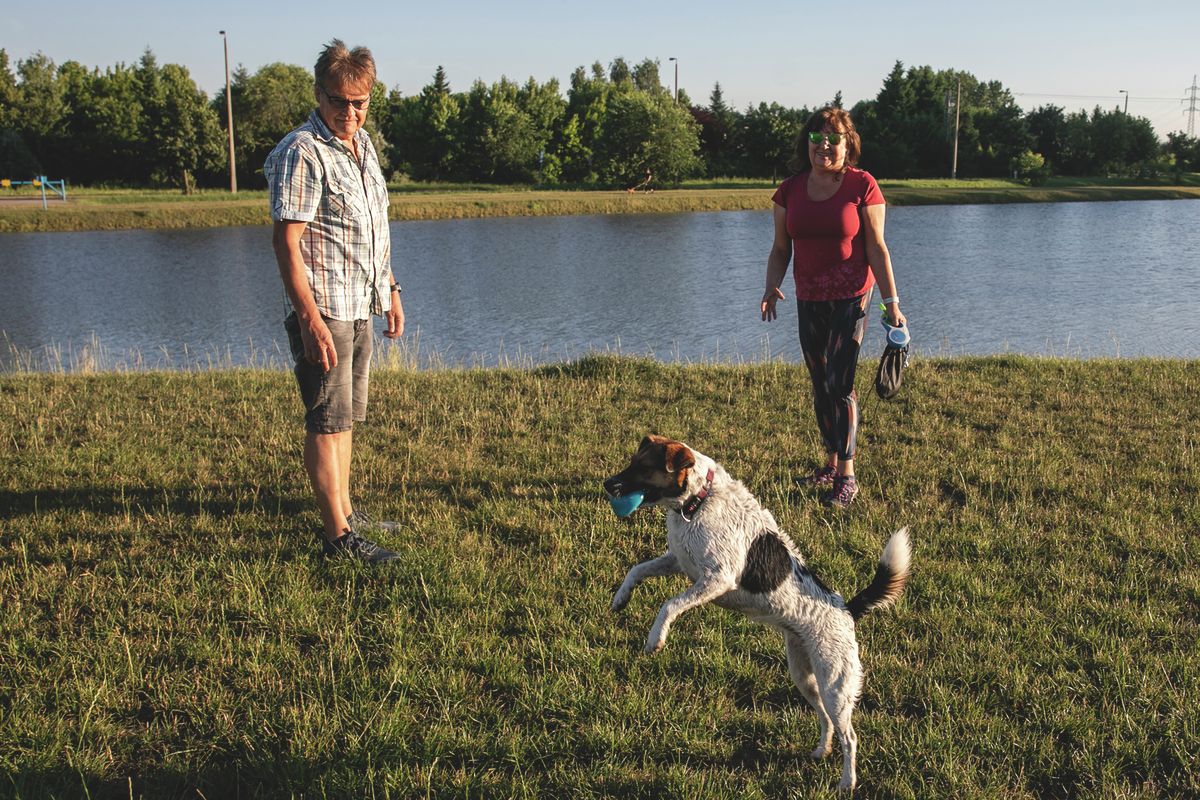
[668, 57, 678, 103]
[1118, 89, 1128, 114]
[220, 30, 237, 193]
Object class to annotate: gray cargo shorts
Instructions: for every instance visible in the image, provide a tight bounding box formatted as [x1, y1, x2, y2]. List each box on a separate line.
[284, 312, 372, 434]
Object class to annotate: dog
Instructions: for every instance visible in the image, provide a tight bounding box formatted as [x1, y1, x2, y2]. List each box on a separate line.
[604, 435, 910, 793]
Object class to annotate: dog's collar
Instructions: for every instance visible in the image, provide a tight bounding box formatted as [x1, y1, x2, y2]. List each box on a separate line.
[677, 468, 715, 522]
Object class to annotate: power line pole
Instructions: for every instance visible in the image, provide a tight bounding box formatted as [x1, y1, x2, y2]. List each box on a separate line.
[951, 78, 961, 179]
[220, 30, 237, 193]
[1186, 74, 1199, 137]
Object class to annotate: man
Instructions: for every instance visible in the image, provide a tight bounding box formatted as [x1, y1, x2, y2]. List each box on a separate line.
[265, 40, 404, 563]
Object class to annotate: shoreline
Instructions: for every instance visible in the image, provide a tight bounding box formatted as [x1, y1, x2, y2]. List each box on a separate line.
[1, 182, 1198, 233]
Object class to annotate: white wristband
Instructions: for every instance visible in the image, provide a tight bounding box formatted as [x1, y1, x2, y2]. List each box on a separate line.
[881, 296, 899, 305]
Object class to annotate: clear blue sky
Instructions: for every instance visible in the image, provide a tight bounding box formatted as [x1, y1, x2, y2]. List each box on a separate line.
[3, 0, 1198, 137]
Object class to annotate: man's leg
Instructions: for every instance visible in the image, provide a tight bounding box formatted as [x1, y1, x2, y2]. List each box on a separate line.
[338, 427, 354, 521]
[306, 429, 351, 541]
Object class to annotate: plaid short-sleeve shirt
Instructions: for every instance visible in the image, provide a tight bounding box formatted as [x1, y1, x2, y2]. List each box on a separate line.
[264, 111, 392, 321]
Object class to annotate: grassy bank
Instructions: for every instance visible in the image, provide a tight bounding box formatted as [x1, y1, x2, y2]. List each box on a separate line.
[2, 175, 1198, 233]
[2, 356, 1198, 799]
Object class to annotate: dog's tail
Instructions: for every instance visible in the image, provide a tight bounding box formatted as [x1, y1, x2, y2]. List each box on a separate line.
[846, 527, 911, 622]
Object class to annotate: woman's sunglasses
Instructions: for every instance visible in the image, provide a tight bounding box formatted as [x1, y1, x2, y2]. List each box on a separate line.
[808, 132, 845, 145]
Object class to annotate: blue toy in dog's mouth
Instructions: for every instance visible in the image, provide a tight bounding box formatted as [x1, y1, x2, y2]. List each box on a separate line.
[609, 491, 644, 518]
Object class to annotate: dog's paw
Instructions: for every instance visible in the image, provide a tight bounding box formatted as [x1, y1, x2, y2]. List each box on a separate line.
[643, 634, 666, 655]
[809, 743, 832, 760]
[837, 775, 856, 794]
[611, 592, 630, 613]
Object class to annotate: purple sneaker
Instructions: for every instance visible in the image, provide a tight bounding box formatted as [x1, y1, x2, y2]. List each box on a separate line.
[822, 475, 859, 508]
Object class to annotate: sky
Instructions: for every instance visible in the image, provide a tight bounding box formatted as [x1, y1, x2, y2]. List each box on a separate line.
[3, 0, 1198, 138]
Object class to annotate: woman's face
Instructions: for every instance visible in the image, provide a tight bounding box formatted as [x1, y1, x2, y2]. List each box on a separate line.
[808, 125, 848, 172]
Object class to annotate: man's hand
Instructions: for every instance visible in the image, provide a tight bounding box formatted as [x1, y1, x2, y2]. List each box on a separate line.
[384, 295, 405, 339]
[300, 316, 338, 372]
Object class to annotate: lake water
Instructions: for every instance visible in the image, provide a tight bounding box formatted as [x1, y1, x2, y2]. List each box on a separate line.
[2, 199, 1198, 370]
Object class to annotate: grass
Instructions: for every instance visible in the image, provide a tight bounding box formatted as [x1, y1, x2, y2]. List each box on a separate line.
[1, 355, 1198, 798]
[1, 175, 1198, 233]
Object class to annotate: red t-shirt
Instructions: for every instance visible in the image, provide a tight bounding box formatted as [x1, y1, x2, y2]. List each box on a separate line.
[771, 167, 885, 301]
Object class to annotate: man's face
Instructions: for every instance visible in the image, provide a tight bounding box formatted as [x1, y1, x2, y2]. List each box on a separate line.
[316, 77, 372, 142]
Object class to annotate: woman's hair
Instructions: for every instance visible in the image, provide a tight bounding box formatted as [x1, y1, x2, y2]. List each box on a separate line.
[787, 106, 862, 174]
[314, 39, 376, 92]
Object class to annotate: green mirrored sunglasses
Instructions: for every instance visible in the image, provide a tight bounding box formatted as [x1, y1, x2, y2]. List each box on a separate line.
[808, 132, 845, 145]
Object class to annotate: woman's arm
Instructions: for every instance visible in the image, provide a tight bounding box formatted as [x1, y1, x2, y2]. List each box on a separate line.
[861, 203, 906, 328]
[761, 204, 792, 322]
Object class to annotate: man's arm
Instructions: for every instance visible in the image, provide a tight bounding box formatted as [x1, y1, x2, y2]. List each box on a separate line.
[272, 220, 338, 371]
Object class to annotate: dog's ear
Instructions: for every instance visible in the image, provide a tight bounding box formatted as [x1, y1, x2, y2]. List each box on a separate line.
[642, 434, 668, 450]
[663, 442, 695, 474]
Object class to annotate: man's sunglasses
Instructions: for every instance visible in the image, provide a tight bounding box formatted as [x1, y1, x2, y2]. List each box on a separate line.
[321, 87, 370, 111]
[808, 132, 845, 145]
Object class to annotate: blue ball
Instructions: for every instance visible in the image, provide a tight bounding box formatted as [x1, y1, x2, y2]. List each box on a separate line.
[609, 491, 645, 518]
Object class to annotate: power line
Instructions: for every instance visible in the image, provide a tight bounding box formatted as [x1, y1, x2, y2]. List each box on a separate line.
[1014, 92, 1182, 102]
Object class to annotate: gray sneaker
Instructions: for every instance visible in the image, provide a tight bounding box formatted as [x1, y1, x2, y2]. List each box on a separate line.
[347, 509, 401, 533]
[319, 530, 401, 564]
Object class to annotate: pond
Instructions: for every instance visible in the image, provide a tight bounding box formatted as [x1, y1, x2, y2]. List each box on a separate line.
[2, 198, 1198, 370]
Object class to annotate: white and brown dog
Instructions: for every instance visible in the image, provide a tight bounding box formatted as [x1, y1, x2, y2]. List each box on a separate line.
[605, 435, 910, 793]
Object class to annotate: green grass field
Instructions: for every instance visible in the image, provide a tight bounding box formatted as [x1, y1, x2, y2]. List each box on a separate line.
[2, 176, 1198, 233]
[2, 355, 1198, 798]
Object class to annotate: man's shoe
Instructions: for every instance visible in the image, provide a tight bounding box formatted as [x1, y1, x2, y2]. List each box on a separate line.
[821, 475, 859, 509]
[319, 530, 401, 563]
[347, 509, 401, 532]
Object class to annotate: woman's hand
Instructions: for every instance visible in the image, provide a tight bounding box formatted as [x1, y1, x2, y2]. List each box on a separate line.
[761, 287, 785, 321]
[886, 303, 907, 329]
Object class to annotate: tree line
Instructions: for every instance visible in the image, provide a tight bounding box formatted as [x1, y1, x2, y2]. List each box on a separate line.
[2, 48, 1198, 192]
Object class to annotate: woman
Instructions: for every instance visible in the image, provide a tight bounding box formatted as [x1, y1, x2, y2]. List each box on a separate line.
[761, 106, 905, 508]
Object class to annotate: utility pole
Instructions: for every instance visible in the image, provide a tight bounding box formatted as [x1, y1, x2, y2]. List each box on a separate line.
[220, 31, 237, 193]
[1118, 89, 1128, 114]
[951, 78, 961, 179]
[668, 57, 678, 103]
[1186, 75, 1199, 137]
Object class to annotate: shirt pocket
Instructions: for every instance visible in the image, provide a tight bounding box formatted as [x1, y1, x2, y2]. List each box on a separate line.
[326, 175, 367, 220]
[368, 166, 389, 209]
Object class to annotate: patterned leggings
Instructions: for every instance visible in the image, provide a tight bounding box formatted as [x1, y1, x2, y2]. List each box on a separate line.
[796, 294, 869, 462]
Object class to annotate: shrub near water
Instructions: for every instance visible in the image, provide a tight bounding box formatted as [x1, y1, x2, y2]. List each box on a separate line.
[1, 356, 1198, 798]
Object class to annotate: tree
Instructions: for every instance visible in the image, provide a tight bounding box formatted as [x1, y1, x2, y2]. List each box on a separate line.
[128, 50, 225, 191]
[13, 52, 66, 172]
[696, 82, 742, 177]
[0, 49, 19, 129]
[1025, 105, 1066, 171]
[388, 66, 460, 180]
[740, 102, 807, 180]
[138, 56, 223, 192]
[0, 127, 38, 177]
[457, 77, 544, 181]
[1165, 132, 1200, 177]
[559, 64, 612, 182]
[608, 57, 632, 88]
[632, 58, 664, 96]
[592, 90, 702, 186]
[215, 62, 314, 188]
[1011, 150, 1047, 184]
[55, 60, 144, 183]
